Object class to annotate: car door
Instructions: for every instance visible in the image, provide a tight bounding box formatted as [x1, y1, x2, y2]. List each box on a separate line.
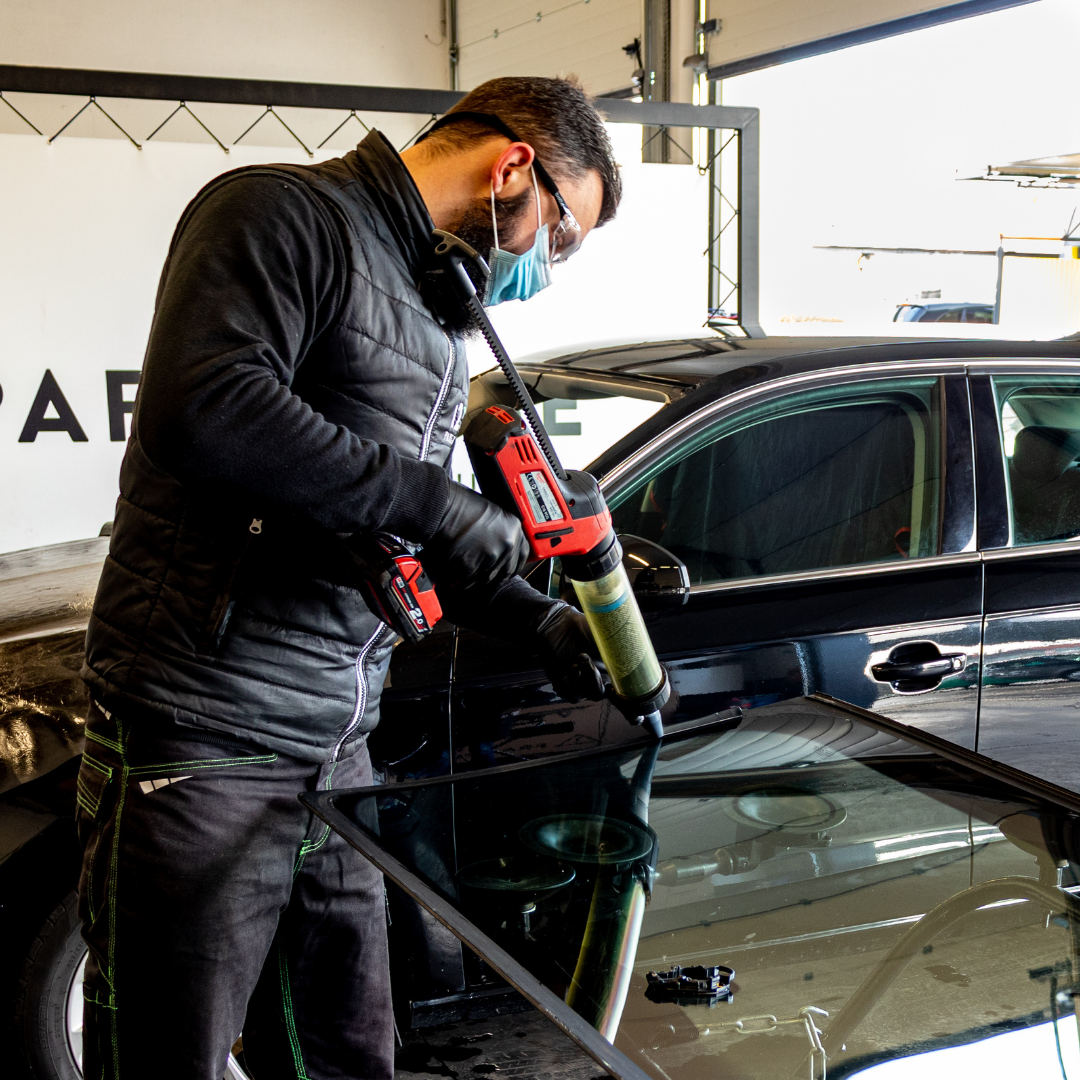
[603, 367, 983, 747]
[450, 366, 983, 761]
[972, 367, 1080, 786]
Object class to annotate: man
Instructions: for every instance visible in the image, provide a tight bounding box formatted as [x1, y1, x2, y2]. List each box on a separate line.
[78, 76, 621, 1080]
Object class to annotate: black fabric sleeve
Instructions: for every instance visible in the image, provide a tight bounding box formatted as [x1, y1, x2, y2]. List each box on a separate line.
[135, 173, 449, 539]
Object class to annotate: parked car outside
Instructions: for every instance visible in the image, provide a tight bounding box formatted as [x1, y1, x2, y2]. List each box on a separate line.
[894, 302, 994, 323]
[5, 333, 1080, 1075]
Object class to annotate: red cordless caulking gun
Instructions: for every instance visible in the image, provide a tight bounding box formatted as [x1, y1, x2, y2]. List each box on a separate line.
[350, 231, 670, 735]
[432, 229, 670, 737]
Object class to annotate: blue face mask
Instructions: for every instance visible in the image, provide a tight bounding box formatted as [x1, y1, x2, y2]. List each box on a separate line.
[483, 169, 553, 307]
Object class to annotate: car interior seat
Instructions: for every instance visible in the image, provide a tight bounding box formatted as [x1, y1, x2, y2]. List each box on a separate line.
[1009, 426, 1080, 543]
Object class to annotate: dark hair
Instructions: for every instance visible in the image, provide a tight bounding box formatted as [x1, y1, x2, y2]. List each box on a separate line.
[422, 76, 621, 227]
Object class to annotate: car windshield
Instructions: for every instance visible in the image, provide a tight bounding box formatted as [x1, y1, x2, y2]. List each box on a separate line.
[893, 305, 926, 322]
[320, 698, 1080, 1080]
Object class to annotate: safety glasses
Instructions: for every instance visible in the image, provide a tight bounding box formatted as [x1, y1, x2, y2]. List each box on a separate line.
[547, 189, 582, 263]
[419, 111, 585, 262]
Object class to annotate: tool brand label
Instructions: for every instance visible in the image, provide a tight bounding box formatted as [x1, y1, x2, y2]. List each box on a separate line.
[522, 470, 564, 525]
[392, 572, 426, 630]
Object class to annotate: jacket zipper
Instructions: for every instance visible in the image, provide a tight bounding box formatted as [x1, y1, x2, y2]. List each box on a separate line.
[419, 335, 457, 462]
[328, 624, 388, 773]
[333, 338, 455, 770]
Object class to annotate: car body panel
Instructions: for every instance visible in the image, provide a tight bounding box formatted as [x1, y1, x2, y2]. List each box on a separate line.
[966, 366, 1080, 784]
[0, 539, 103, 804]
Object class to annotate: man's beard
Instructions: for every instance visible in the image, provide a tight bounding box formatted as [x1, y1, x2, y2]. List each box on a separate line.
[423, 188, 533, 335]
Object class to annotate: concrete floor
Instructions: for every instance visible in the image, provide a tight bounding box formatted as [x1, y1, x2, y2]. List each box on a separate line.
[395, 1006, 605, 1080]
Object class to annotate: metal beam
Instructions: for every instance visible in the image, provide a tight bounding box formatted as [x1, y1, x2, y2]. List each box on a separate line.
[816, 244, 1061, 258]
[0, 65, 463, 115]
[737, 111, 762, 337]
[598, 97, 755, 130]
[0, 65, 757, 131]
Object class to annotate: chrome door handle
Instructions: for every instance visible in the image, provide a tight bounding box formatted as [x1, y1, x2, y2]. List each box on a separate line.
[871, 641, 966, 694]
[871, 654, 965, 682]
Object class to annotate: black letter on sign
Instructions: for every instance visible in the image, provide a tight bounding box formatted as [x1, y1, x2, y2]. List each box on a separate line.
[19, 370, 88, 442]
[106, 370, 141, 441]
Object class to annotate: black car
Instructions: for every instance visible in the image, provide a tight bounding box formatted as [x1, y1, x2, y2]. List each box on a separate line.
[5, 334, 1080, 1074]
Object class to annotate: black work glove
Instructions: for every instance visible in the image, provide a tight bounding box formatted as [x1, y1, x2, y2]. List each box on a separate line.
[421, 483, 530, 590]
[437, 576, 605, 704]
[534, 601, 606, 704]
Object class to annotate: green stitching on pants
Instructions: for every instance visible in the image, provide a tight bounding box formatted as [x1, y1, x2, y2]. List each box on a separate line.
[277, 944, 310, 1080]
[85, 727, 124, 753]
[293, 759, 339, 877]
[128, 753, 276, 776]
[292, 826, 331, 877]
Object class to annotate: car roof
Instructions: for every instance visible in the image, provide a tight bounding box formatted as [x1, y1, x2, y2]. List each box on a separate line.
[521, 334, 1080, 391]
[896, 301, 991, 310]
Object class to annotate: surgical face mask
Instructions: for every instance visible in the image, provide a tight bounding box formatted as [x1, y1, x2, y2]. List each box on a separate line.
[483, 169, 552, 307]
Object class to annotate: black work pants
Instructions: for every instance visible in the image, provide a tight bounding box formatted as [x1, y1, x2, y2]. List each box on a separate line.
[76, 701, 393, 1080]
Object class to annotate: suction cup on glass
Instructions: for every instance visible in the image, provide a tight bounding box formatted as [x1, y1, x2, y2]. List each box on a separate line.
[725, 787, 847, 834]
[456, 856, 575, 900]
[520, 814, 654, 865]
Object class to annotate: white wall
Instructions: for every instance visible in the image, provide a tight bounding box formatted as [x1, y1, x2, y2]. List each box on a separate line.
[0, 0, 450, 86]
[455, 0, 640, 96]
[999, 258, 1080, 337]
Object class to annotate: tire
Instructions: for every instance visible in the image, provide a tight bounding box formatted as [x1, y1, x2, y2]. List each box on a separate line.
[14, 890, 250, 1080]
[15, 891, 83, 1080]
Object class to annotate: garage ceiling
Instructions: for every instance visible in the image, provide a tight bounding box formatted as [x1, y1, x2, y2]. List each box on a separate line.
[705, 0, 1039, 79]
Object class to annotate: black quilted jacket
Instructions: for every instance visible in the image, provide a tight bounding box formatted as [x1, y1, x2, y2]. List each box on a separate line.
[83, 132, 469, 761]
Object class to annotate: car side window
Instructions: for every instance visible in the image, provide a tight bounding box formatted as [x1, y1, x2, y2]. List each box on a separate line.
[994, 376, 1080, 546]
[609, 377, 944, 586]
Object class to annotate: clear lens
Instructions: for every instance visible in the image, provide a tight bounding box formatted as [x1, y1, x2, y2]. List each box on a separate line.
[550, 209, 582, 263]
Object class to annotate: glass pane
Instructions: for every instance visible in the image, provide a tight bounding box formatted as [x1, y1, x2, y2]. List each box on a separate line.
[994, 376, 1080, 546]
[608, 378, 943, 585]
[329, 699, 1080, 1080]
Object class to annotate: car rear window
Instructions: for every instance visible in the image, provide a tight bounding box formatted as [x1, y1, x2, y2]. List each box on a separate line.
[608, 376, 944, 586]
